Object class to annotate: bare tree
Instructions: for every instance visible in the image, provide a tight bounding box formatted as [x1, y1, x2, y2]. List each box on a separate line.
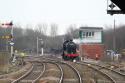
[50, 23, 58, 37]
[65, 24, 78, 39]
[67, 24, 76, 34]
[104, 25, 125, 52]
[36, 23, 48, 36]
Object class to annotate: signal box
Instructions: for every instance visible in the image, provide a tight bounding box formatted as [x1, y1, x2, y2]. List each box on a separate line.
[79, 27, 104, 60]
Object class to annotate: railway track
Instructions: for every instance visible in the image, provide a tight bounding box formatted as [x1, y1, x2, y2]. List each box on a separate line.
[99, 62, 125, 75]
[40, 56, 125, 83]
[68, 61, 112, 83]
[78, 61, 125, 83]
[22, 55, 125, 83]
[11, 62, 45, 83]
[60, 62, 82, 83]
[40, 57, 82, 83]
[39, 61, 63, 83]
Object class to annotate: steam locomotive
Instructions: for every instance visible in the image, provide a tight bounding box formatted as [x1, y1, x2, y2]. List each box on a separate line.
[62, 39, 79, 61]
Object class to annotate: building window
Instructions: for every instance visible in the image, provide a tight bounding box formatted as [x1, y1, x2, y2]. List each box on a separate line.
[82, 32, 94, 38]
[86, 32, 88, 37]
[92, 32, 94, 36]
[89, 32, 91, 36]
[82, 32, 86, 38]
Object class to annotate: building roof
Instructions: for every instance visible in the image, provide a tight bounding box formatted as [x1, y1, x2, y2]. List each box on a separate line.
[79, 27, 103, 31]
[80, 27, 103, 30]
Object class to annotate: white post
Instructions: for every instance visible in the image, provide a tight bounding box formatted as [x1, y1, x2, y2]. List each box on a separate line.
[40, 39, 43, 56]
[37, 37, 44, 56]
[41, 48, 43, 56]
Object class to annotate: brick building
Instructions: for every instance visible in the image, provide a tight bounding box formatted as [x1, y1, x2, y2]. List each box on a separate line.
[79, 27, 104, 60]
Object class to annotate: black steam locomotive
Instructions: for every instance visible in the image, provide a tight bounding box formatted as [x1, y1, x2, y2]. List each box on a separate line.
[62, 39, 79, 61]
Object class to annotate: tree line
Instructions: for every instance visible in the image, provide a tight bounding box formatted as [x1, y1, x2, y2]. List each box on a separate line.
[0, 24, 63, 54]
[0, 24, 125, 54]
[104, 25, 125, 53]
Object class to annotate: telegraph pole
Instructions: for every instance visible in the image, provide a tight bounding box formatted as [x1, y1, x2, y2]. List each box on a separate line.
[39, 38, 43, 56]
[40, 39, 44, 56]
[113, 19, 116, 52]
[37, 37, 38, 56]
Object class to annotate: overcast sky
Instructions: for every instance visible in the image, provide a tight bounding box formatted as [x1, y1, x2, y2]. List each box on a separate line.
[0, 0, 125, 35]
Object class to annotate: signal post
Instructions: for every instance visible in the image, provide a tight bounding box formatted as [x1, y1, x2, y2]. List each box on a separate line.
[10, 22, 14, 57]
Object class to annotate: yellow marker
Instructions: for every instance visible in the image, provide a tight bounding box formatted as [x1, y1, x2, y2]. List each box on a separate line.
[5, 35, 10, 39]
[20, 53, 25, 57]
